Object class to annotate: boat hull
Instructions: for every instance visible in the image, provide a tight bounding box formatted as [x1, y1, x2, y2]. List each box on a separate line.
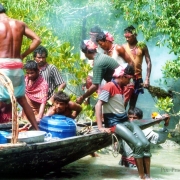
[0, 117, 167, 176]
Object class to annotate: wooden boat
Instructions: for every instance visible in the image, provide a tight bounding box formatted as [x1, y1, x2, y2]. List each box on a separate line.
[0, 117, 167, 177]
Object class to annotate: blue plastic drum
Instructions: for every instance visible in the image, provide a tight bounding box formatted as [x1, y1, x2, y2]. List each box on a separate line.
[39, 115, 76, 138]
[0, 131, 10, 144]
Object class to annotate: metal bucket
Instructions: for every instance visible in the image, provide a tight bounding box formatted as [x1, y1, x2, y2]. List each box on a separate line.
[6, 131, 46, 144]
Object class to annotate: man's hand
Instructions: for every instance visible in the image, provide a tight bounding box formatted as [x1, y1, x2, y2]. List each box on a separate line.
[144, 78, 150, 88]
[98, 127, 111, 134]
[163, 114, 170, 126]
[18, 123, 32, 132]
[76, 96, 84, 104]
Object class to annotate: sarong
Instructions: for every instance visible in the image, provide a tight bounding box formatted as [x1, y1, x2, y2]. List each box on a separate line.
[0, 58, 25, 101]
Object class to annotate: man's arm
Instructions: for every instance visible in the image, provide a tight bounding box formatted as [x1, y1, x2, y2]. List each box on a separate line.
[21, 24, 41, 59]
[58, 82, 66, 91]
[68, 101, 82, 119]
[116, 45, 134, 67]
[95, 100, 111, 133]
[143, 46, 152, 88]
[37, 103, 46, 122]
[45, 106, 56, 116]
[76, 84, 99, 104]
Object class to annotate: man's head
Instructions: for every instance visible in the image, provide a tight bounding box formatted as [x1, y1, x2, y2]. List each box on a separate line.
[0, 4, 6, 13]
[96, 31, 114, 51]
[89, 25, 102, 43]
[33, 45, 48, 67]
[128, 107, 143, 121]
[113, 64, 134, 86]
[81, 40, 97, 60]
[24, 60, 39, 81]
[124, 25, 137, 44]
[53, 91, 70, 114]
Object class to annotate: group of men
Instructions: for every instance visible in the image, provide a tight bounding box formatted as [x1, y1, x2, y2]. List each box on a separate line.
[0, 4, 76, 128]
[77, 25, 152, 110]
[77, 25, 170, 180]
[0, 3, 170, 180]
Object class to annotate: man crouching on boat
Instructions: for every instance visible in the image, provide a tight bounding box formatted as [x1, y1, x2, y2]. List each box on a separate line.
[95, 64, 152, 180]
[46, 91, 82, 120]
[0, 3, 40, 130]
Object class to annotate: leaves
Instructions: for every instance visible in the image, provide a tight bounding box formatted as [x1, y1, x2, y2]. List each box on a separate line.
[155, 97, 174, 113]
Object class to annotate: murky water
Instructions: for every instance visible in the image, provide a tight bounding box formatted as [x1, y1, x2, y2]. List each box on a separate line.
[3, 142, 179, 180]
[42, 144, 180, 180]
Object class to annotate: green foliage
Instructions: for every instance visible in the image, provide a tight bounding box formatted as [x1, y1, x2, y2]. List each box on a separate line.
[162, 58, 180, 80]
[112, 0, 180, 79]
[155, 97, 174, 113]
[81, 103, 95, 121]
[137, 41, 146, 49]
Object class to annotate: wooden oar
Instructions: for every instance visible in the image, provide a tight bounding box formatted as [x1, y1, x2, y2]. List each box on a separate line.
[76, 116, 168, 129]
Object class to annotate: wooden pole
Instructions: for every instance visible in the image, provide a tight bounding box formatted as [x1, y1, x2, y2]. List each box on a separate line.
[0, 72, 18, 143]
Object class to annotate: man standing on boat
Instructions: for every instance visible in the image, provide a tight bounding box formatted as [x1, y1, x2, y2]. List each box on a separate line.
[76, 40, 119, 104]
[123, 25, 152, 110]
[96, 31, 135, 108]
[0, 3, 40, 130]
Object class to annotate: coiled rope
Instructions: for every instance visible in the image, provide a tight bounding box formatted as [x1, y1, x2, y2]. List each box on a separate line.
[111, 133, 120, 157]
[0, 71, 18, 144]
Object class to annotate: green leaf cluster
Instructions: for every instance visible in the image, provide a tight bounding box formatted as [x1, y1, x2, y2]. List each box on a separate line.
[155, 97, 173, 113]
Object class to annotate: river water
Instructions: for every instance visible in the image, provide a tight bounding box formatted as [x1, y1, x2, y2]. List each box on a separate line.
[41, 141, 180, 180]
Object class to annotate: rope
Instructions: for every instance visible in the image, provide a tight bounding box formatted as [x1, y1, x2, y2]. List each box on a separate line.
[76, 118, 93, 135]
[111, 133, 120, 157]
[0, 71, 18, 144]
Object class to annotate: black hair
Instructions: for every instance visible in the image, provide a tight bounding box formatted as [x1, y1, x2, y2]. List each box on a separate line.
[128, 107, 143, 119]
[124, 65, 135, 76]
[124, 25, 136, 34]
[0, 4, 6, 13]
[96, 31, 106, 42]
[24, 60, 39, 71]
[81, 40, 97, 54]
[54, 91, 70, 104]
[90, 25, 102, 33]
[33, 45, 48, 58]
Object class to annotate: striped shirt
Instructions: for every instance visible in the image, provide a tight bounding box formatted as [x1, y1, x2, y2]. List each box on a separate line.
[93, 53, 119, 84]
[98, 81, 128, 127]
[39, 64, 65, 99]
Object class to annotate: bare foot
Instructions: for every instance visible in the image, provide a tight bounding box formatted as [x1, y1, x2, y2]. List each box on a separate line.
[90, 152, 99, 157]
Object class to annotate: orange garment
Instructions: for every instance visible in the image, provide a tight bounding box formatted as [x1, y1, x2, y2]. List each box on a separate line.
[123, 83, 134, 103]
[123, 43, 143, 79]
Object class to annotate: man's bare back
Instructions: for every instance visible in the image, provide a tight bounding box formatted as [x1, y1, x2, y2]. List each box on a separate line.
[0, 3, 41, 130]
[0, 12, 40, 59]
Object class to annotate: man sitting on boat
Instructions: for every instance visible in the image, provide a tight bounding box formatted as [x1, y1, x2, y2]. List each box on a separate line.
[95, 64, 152, 180]
[46, 91, 82, 120]
[22, 60, 49, 123]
